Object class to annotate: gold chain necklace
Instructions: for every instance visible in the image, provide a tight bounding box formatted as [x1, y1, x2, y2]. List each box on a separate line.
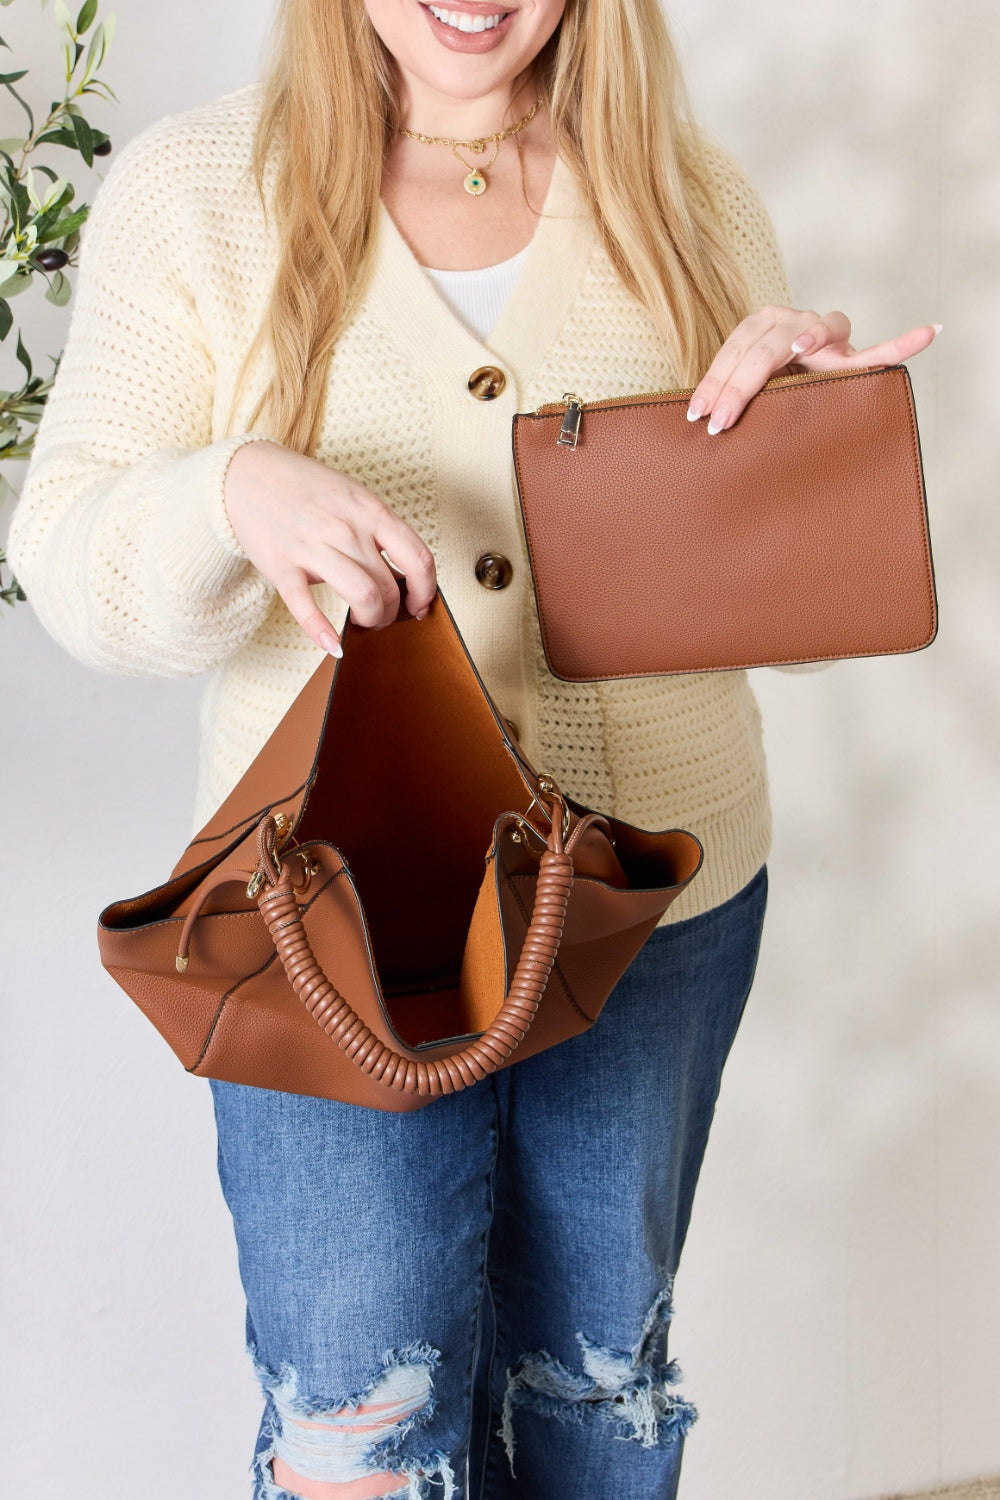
[398, 98, 541, 197]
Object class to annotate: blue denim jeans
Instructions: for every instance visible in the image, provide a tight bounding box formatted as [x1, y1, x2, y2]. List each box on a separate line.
[211, 865, 767, 1500]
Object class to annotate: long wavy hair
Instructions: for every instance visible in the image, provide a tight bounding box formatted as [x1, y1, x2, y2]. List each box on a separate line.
[237, 0, 751, 453]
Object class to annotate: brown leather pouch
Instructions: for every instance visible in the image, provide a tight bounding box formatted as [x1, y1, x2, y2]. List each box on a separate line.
[512, 364, 937, 681]
[98, 593, 702, 1112]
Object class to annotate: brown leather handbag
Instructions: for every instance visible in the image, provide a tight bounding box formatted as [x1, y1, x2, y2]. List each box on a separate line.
[512, 364, 937, 681]
[98, 594, 702, 1112]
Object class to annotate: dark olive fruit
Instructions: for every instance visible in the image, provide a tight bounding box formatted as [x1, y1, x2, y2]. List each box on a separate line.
[94, 139, 112, 156]
[36, 248, 70, 272]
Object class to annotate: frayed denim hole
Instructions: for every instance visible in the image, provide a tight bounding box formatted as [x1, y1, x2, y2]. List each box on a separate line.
[499, 1278, 698, 1475]
[250, 1395, 288, 1500]
[247, 1338, 458, 1497]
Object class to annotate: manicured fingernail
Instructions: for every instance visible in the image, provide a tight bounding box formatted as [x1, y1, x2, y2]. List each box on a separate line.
[932, 323, 943, 334]
[687, 400, 705, 422]
[706, 410, 730, 436]
[790, 336, 813, 355]
[319, 631, 343, 658]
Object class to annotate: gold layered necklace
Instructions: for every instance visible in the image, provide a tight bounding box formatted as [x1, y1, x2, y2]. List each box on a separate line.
[398, 98, 541, 197]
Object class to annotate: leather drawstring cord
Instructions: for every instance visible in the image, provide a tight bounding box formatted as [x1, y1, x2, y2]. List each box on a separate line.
[174, 816, 304, 973]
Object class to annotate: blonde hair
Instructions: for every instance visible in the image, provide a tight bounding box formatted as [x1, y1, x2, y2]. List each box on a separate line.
[240, 0, 750, 453]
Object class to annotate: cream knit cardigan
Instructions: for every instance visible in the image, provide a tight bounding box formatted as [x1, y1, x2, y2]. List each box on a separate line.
[9, 86, 795, 923]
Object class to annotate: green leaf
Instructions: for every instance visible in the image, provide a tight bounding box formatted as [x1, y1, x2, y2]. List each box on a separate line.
[80, 19, 110, 86]
[70, 109, 94, 166]
[37, 206, 88, 243]
[0, 564, 29, 605]
[8, 177, 30, 223]
[35, 128, 73, 148]
[53, 0, 74, 36]
[0, 272, 30, 299]
[0, 69, 28, 83]
[76, 0, 97, 33]
[45, 269, 71, 306]
[15, 330, 31, 381]
[3, 82, 33, 134]
[0, 297, 10, 339]
[82, 79, 118, 103]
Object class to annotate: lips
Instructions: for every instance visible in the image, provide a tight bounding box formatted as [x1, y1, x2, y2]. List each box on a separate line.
[426, 6, 511, 32]
[419, 3, 517, 50]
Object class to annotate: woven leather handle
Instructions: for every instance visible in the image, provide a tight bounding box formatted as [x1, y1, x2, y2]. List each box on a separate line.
[254, 806, 574, 1098]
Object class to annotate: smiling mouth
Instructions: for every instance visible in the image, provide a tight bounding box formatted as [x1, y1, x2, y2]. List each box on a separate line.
[425, 6, 512, 33]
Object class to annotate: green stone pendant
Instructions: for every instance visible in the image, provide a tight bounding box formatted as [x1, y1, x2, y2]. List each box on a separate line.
[464, 170, 487, 196]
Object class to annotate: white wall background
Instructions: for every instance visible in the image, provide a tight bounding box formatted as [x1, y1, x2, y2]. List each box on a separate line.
[1, 2, 997, 1497]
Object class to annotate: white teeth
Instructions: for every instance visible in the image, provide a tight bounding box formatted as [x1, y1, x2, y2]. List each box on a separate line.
[427, 6, 507, 33]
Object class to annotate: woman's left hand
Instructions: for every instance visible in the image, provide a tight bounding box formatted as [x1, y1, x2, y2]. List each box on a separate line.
[686, 306, 941, 434]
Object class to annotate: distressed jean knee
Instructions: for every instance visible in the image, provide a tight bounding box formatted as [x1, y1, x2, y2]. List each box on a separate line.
[249, 1341, 458, 1500]
[500, 1283, 698, 1477]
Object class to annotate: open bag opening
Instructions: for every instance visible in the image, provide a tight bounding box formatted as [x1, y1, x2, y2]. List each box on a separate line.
[294, 605, 535, 1047]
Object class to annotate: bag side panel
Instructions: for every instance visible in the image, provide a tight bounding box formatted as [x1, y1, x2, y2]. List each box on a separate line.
[173, 655, 337, 878]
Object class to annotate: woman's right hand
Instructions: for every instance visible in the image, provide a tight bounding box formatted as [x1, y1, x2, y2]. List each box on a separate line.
[224, 441, 437, 655]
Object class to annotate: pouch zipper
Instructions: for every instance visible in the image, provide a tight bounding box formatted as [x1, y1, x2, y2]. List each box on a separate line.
[537, 366, 877, 449]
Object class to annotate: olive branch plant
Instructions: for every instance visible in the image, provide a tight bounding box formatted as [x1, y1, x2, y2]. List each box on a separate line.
[0, 0, 117, 608]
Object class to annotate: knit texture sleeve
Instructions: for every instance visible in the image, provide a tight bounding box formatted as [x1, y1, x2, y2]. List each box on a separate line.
[6, 108, 274, 678]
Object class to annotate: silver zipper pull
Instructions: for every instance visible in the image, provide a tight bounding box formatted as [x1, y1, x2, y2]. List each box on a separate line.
[557, 392, 583, 449]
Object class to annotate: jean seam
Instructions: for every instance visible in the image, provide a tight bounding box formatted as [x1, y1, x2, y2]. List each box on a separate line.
[465, 1077, 501, 1500]
[480, 1265, 513, 1497]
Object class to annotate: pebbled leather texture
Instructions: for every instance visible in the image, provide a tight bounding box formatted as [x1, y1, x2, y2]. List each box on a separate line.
[98, 593, 703, 1111]
[512, 365, 937, 681]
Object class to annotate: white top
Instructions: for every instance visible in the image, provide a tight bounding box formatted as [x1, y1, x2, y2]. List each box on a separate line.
[423, 248, 529, 341]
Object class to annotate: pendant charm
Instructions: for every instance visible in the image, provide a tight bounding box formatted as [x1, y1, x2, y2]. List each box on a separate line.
[464, 170, 487, 196]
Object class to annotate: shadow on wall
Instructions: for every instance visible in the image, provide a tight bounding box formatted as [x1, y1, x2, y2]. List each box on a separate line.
[877, 1479, 1000, 1500]
[675, 0, 999, 1201]
[673, 3, 1000, 1497]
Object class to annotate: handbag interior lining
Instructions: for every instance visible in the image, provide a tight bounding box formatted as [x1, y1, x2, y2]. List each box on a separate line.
[295, 605, 531, 1038]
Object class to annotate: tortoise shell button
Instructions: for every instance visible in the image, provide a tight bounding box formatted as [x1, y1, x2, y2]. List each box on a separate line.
[475, 553, 514, 590]
[468, 366, 507, 401]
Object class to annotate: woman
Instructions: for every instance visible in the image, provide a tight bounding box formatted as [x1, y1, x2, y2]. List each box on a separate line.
[8, 1, 937, 1496]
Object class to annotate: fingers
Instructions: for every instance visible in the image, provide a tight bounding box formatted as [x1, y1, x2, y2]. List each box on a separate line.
[224, 443, 438, 653]
[372, 512, 438, 621]
[291, 485, 433, 630]
[275, 569, 344, 658]
[687, 306, 854, 434]
[787, 309, 852, 359]
[277, 545, 413, 654]
[315, 543, 404, 630]
[687, 308, 941, 434]
[801, 321, 942, 372]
